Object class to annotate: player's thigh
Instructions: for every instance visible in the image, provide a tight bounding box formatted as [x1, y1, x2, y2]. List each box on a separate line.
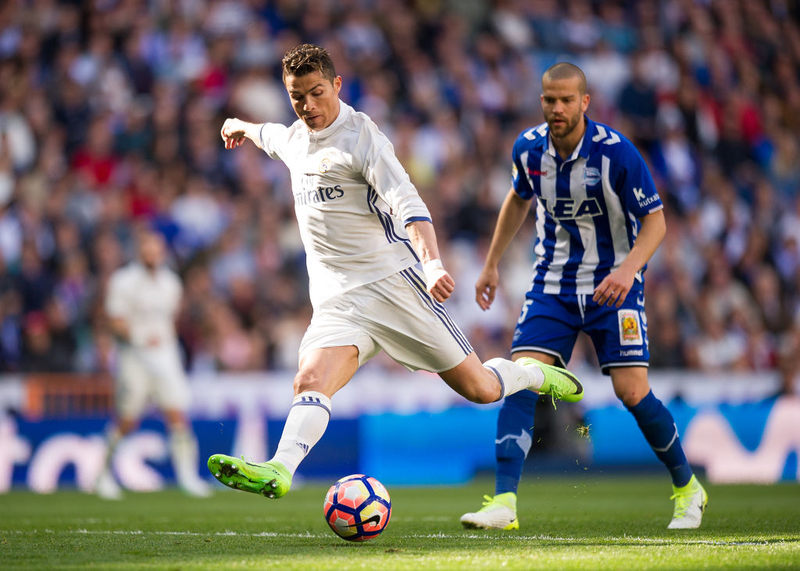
[512, 350, 558, 365]
[584, 287, 649, 375]
[115, 349, 150, 421]
[296, 345, 360, 398]
[361, 269, 473, 373]
[148, 347, 192, 414]
[510, 292, 581, 368]
[610, 366, 650, 407]
[299, 298, 379, 371]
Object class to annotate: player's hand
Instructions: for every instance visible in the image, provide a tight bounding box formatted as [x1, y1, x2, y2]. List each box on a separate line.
[424, 260, 455, 303]
[475, 265, 499, 311]
[221, 118, 248, 149]
[593, 267, 635, 307]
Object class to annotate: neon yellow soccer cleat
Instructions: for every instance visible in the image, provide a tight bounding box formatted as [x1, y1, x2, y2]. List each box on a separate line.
[460, 492, 519, 530]
[516, 357, 584, 403]
[207, 455, 291, 499]
[668, 475, 708, 529]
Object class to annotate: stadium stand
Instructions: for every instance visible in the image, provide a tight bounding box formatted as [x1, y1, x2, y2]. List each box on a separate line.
[0, 0, 798, 396]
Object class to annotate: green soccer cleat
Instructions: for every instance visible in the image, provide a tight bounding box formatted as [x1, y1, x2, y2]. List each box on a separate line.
[668, 475, 708, 529]
[207, 455, 292, 499]
[516, 357, 584, 403]
[460, 492, 519, 530]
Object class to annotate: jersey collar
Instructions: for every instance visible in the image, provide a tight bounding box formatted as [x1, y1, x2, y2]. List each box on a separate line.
[543, 115, 594, 162]
[579, 115, 596, 159]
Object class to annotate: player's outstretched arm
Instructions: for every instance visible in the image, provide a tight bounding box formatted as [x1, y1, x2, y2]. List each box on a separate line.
[220, 118, 265, 150]
[406, 220, 455, 303]
[476, 189, 532, 311]
[593, 208, 666, 307]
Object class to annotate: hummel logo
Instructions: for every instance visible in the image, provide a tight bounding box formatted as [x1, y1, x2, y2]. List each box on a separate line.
[591, 125, 621, 145]
[528, 169, 548, 177]
[349, 514, 381, 527]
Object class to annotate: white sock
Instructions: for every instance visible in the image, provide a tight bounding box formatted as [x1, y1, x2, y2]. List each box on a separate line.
[169, 426, 201, 486]
[270, 391, 331, 476]
[483, 357, 545, 398]
[99, 426, 122, 478]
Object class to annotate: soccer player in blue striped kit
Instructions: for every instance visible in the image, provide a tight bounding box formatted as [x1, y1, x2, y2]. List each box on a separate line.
[460, 63, 708, 530]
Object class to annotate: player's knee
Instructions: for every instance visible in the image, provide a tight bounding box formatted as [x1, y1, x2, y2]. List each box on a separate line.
[615, 386, 647, 408]
[293, 370, 324, 394]
[118, 419, 138, 435]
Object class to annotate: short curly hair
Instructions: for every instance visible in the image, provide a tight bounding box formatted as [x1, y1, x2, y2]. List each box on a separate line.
[281, 44, 337, 83]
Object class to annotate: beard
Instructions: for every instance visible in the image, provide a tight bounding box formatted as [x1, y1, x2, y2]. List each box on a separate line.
[546, 112, 581, 140]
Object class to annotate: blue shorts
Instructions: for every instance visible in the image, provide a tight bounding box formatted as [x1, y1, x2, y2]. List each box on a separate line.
[511, 285, 649, 374]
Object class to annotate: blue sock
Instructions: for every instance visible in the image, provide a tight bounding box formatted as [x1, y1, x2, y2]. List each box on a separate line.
[495, 390, 538, 495]
[626, 390, 693, 487]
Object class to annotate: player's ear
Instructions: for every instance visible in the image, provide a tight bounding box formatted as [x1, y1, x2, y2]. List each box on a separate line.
[333, 76, 342, 94]
[582, 93, 590, 112]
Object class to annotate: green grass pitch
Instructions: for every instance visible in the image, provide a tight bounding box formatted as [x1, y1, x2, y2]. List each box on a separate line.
[2, 475, 799, 570]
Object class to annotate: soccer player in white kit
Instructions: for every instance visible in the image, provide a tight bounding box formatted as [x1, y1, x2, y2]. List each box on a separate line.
[207, 44, 583, 499]
[95, 230, 210, 499]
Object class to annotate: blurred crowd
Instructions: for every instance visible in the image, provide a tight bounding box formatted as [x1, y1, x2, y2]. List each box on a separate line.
[0, 0, 798, 394]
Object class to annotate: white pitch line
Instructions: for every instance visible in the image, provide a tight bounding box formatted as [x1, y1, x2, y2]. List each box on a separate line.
[409, 533, 775, 546]
[0, 529, 778, 546]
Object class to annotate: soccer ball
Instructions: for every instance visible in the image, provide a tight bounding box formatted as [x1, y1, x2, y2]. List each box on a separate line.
[323, 474, 392, 541]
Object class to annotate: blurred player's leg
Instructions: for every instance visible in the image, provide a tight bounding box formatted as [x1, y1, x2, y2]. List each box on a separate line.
[166, 414, 211, 498]
[150, 348, 211, 497]
[96, 351, 147, 500]
[95, 424, 125, 500]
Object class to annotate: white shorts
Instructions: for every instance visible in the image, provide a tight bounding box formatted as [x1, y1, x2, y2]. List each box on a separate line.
[115, 343, 191, 420]
[299, 267, 473, 372]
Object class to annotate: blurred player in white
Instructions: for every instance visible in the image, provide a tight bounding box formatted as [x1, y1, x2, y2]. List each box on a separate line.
[95, 229, 210, 499]
[206, 44, 584, 500]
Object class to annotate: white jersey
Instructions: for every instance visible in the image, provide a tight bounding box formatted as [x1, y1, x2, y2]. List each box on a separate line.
[105, 262, 182, 348]
[259, 101, 431, 307]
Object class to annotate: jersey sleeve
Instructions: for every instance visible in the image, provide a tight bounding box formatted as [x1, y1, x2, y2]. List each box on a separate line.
[511, 136, 534, 200]
[259, 122, 290, 161]
[169, 271, 183, 319]
[614, 140, 663, 218]
[357, 119, 431, 224]
[104, 271, 129, 319]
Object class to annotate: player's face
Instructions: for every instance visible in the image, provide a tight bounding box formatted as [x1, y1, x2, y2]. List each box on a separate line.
[139, 234, 165, 269]
[540, 76, 590, 143]
[285, 71, 342, 132]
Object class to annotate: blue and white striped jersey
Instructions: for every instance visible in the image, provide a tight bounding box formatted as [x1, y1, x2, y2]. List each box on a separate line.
[511, 116, 663, 295]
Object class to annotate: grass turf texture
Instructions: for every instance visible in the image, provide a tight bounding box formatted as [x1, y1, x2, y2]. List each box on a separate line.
[2, 476, 798, 570]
